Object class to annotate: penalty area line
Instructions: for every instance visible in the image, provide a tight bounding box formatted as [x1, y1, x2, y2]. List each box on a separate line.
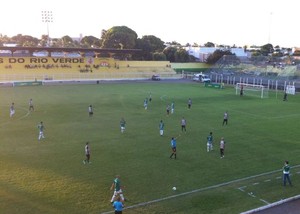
[101, 164, 300, 214]
[160, 94, 168, 102]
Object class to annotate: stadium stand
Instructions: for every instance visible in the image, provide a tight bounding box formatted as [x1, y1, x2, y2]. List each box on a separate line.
[0, 56, 176, 82]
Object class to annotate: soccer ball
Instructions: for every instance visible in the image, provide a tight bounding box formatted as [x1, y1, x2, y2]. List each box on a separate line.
[172, 187, 176, 191]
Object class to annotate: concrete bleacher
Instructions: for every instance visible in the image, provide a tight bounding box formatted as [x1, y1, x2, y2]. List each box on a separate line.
[0, 57, 176, 82]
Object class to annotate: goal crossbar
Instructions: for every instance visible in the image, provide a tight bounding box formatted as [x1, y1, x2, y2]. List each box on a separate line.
[236, 83, 268, 98]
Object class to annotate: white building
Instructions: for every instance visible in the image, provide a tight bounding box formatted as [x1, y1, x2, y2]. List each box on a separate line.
[185, 47, 248, 62]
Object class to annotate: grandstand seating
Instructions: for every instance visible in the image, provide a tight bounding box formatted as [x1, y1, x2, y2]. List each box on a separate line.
[0, 57, 176, 81]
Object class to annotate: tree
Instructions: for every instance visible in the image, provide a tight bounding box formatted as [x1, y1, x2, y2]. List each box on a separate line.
[11, 34, 39, 47]
[152, 52, 166, 61]
[165, 41, 181, 47]
[174, 48, 190, 62]
[61, 35, 75, 47]
[0, 34, 11, 46]
[205, 49, 235, 64]
[133, 35, 165, 60]
[260, 43, 273, 56]
[204, 42, 215, 47]
[40, 35, 49, 47]
[51, 38, 63, 48]
[163, 46, 177, 62]
[141, 35, 165, 52]
[101, 26, 138, 49]
[133, 38, 152, 60]
[80, 36, 101, 48]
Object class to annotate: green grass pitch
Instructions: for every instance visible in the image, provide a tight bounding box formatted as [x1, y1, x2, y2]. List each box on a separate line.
[0, 82, 300, 214]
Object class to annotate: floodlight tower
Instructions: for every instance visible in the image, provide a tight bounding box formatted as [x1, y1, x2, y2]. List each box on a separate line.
[41, 11, 53, 47]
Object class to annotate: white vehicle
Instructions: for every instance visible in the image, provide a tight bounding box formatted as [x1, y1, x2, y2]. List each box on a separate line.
[192, 73, 211, 83]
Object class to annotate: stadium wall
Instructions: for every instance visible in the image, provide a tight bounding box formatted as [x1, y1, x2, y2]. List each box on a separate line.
[0, 57, 175, 82]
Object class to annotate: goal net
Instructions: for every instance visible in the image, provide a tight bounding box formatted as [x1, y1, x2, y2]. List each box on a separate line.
[236, 83, 269, 98]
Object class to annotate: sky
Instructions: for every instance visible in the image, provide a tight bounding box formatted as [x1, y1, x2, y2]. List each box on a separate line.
[1, 0, 299, 48]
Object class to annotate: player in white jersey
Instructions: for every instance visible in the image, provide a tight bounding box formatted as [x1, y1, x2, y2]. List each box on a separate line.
[88, 105, 93, 117]
[83, 142, 91, 164]
[29, 98, 34, 111]
[10, 102, 15, 118]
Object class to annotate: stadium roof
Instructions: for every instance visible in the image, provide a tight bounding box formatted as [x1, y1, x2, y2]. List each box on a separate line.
[0, 46, 141, 55]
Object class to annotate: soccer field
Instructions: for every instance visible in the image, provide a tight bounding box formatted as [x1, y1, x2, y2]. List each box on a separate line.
[1, 81, 300, 214]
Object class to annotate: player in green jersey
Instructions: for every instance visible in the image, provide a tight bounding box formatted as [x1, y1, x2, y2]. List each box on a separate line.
[159, 120, 164, 136]
[207, 132, 213, 152]
[110, 175, 125, 203]
[38, 121, 45, 141]
[283, 160, 292, 186]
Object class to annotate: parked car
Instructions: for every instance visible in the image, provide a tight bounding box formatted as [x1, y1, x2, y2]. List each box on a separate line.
[192, 73, 211, 83]
[151, 75, 161, 81]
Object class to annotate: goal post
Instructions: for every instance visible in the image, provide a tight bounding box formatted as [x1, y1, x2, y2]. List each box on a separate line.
[236, 83, 269, 98]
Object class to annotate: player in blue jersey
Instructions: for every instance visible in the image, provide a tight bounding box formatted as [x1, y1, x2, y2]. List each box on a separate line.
[169, 137, 177, 159]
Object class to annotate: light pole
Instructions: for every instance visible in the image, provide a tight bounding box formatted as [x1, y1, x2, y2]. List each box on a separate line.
[41, 10, 53, 46]
[268, 12, 273, 44]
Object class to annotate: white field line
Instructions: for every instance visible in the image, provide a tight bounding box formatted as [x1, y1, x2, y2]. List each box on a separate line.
[241, 195, 300, 214]
[238, 186, 247, 192]
[259, 199, 270, 205]
[101, 165, 300, 214]
[238, 188, 270, 205]
[160, 94, 168, 102]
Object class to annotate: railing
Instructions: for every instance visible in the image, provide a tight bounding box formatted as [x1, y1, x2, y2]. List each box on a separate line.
[0, 72, 183, 82]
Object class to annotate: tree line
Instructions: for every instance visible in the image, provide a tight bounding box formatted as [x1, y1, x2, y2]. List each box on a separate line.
[1, 26, 298, 63]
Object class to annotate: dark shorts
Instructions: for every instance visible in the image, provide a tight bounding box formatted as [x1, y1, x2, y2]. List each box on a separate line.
[172, 147, 176, 152]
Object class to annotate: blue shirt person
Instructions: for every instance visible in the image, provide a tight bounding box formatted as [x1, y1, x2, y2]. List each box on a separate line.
[169, 137, 177, 159]
[113, 196, 124, 214]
